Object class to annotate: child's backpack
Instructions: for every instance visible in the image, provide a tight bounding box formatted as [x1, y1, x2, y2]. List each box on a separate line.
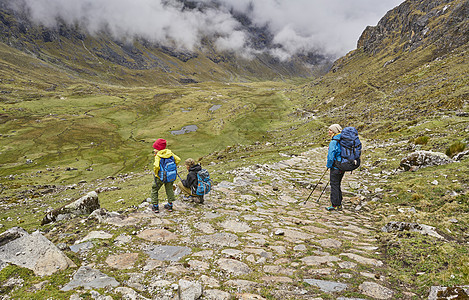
[194, 169, 211, 195]
[158, 156, 177, 183]
[334, 126, 362, 171]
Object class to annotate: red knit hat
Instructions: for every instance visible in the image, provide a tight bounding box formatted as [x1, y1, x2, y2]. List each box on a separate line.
[153, 138, 167, 150]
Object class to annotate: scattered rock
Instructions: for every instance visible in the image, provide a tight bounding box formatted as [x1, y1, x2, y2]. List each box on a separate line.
[381, 221, 445, 239]
[400, 151, 453, 171]
[452, 149, 469, 161]
[427, 286, 469, 300]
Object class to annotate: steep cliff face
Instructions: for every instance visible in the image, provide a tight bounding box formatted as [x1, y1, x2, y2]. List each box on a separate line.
[299, 0, 468, 138]
[357, 0, 468, 55]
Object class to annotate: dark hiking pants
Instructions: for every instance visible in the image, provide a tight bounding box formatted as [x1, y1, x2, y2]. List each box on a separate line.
[330, 168, 345, 207]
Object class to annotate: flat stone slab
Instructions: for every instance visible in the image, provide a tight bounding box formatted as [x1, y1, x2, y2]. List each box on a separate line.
[359, 281, 394, 299]
[301, 255, 341, 266]
[224, 279, 258, 290]
[222, 249, 244, 258]
[105, 216, 140, 227]
[61, 266, 119, 291]
[195, 232, 240, 247]
[105, 253, 139, 269]
[261, 276, 293, 283]
[76, 231, 113, 243]
[145, 245, 192, 262]
[302, 225, 329, 234]
[340, 253, 383, 267]
[70, 241, 94, 253]
[217, 258, 252, 276]
[220, 220, 251, 233]
[204, 289, 231, 300]
[263, 265, 295, 276]
[194, 222, 216, 234]
[137, 229, 178, 242]
[317, 238, 342, 248]
[304, 278, 348, 292]
[274, 228, 314, 242]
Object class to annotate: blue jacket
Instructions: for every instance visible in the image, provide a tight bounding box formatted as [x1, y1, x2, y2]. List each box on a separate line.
[327, 133, 341, 169]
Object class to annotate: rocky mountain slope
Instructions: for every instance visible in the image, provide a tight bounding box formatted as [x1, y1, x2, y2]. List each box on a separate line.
[296, 0, 468, 139]
[0, 0, 327, 86]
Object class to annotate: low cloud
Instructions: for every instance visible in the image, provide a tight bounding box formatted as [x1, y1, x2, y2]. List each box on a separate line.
[9, 0, 404, 60]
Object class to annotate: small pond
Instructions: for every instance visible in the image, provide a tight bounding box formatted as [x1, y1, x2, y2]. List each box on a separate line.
[171, 125, 198, 135]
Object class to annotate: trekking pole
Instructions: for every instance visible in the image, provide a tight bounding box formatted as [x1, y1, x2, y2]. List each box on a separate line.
[316, 180, 330, 203]
[303, 168, 328, 205]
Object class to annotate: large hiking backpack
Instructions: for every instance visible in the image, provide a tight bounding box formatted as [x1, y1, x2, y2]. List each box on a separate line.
[158, 156, 177, 183]
[334, 126, 362, 171]
[194, 169, 211, 196]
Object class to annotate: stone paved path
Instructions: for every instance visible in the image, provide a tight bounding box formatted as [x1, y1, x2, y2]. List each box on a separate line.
[62, 147, 403, 299]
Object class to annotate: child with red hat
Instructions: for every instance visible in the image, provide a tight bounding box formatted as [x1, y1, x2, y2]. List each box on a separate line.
[150, 138, 180, 213]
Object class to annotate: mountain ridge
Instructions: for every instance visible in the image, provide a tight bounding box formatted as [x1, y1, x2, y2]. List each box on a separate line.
[0, 0, 329, 86]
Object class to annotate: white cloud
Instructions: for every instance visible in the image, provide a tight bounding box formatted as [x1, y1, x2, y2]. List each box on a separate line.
[9, 0, 404, 59]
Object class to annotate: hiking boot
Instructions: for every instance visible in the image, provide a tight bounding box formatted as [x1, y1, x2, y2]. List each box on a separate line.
[164, 203, 173, 212]
[326, 205, 339, 211]
[151, 204, 159, 213]
[197, 195, 204, 204]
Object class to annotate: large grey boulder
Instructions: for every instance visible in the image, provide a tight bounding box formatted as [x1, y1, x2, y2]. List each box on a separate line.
[0, 227, 76, 276]
[42, 191, 100, 225]
[400, 151, 453, 171]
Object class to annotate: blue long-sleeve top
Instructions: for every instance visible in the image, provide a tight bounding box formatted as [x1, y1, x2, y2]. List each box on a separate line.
[326, 133, 341, 169]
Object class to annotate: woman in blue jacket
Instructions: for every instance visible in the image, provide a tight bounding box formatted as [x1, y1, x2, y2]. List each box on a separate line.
[326, 124, 344, 211]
